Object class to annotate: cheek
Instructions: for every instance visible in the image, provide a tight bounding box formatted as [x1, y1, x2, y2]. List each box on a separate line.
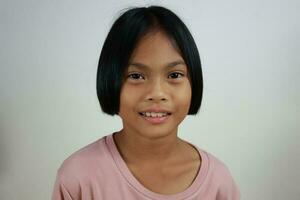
[176, 82, 192, 99]
[176, 83, 192, 111]
[119, 85, 139, 111]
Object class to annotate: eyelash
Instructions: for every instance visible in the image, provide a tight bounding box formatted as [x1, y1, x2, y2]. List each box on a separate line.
[127, 72, 184, 80]
[168, 72, 184, 79]
[127, 73, 144, 80]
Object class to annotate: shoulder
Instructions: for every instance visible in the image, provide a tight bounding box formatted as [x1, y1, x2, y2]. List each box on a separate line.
[198, 148, 241, 199]
[192, 144, 236, 183]
[206, 151, 234, 181]
[56, 136, 108, 183]
[207, 151, 241, 199]
[52, 135, 113, 199]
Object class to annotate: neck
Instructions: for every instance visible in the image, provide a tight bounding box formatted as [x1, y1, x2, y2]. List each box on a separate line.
[113, 128, 184, 166]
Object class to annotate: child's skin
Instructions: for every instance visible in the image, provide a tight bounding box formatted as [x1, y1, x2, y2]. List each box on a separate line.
[113, 29, 201, 194]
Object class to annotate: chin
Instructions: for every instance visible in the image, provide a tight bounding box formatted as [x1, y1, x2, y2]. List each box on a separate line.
[139, 126, 177, 139]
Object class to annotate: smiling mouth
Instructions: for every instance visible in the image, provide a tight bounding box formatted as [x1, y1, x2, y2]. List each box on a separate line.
[138, 111, 171, 124]
[139, 112, 172, 118]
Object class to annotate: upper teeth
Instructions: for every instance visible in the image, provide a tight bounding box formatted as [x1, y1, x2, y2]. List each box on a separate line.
[142, 112, 169, 117]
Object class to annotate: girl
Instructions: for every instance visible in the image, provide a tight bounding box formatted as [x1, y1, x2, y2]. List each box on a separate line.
[52, 6, 240, 200]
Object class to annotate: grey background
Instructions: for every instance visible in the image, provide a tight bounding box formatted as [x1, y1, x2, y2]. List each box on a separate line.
[1, 0, 299, 199]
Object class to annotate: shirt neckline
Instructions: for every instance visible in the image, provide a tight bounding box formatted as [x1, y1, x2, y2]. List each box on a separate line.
[105, 132, 209, 200]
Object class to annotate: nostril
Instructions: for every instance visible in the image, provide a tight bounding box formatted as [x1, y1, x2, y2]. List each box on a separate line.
[147, 98, 167, 101]
[146, 96, 167, 101]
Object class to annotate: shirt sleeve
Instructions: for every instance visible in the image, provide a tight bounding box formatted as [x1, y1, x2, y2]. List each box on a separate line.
[51, 174, 74, 200]
[216, 172, 241, 200]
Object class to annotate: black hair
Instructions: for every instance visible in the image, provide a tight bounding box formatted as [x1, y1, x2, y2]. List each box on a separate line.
[97, 5, 203, 115]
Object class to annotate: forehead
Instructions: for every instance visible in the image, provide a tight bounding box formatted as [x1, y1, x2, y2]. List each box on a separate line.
[129, 30, 183, 65]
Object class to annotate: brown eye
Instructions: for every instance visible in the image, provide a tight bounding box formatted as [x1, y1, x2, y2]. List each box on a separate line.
[168, 72, 184, 79]
[128, 73, 144, 80]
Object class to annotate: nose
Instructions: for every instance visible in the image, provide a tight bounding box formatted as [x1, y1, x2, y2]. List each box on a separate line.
[145, 78, 168, 102]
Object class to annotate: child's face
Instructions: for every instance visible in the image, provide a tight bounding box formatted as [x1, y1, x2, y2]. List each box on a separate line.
[119, 30, 192, 139]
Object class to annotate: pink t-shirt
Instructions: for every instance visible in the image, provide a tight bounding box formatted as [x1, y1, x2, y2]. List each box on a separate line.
[52, 133, 240, 200]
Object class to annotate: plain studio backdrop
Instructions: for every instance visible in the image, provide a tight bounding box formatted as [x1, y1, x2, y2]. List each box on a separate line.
[0, 0, 299, 199]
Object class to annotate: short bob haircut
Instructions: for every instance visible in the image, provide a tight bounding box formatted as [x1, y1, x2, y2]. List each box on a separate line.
[97, 5, 203, 116]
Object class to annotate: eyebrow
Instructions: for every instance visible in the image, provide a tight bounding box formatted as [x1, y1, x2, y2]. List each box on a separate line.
[128, 60, 186, 68]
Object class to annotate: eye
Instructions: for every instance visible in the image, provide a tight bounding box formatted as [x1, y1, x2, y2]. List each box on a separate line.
[168, 72, 184, 79]
[127, 73, 145, 80]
